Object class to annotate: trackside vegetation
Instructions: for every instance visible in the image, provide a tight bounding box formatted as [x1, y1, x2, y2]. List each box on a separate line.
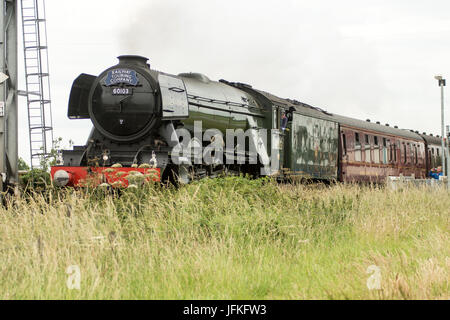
[0, 177, 448, 299]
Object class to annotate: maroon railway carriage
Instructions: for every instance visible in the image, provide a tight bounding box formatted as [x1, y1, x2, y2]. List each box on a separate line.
[332, 115, 428, 183]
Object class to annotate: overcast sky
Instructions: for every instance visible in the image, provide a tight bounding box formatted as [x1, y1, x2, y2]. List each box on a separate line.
[17, 0, 450, 163]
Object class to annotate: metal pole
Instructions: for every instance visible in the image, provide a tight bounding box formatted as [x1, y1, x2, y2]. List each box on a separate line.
[441, 83, 446, 178]
[447, 125, 450, 189]
[436, 76, 447, 180]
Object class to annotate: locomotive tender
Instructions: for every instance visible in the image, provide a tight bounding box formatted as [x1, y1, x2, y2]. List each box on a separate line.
[51, 55, 446, 187]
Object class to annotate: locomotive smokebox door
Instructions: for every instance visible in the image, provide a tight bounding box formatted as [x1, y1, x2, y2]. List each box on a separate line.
[159, 74, 189, 120]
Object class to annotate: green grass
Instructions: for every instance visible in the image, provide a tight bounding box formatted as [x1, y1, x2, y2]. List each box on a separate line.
[0, 177, 448, 299]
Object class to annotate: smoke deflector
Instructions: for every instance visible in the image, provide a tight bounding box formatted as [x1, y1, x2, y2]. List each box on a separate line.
[159, 74, 189, 120]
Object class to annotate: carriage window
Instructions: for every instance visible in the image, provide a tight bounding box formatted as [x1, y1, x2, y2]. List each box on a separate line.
[394, 144, 397, 162]
[273, 109, 278, 129]
[365, 135, 370, 144]
[415, 146, 418, 164]
[373, 136, 380, 163]
[342, 134, 347, 155]
[383, 138, 391, 164]
[403, 144, 407, 163]
[354, 132, 361, 162]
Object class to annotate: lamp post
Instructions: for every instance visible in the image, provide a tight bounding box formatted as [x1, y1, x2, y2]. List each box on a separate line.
[435, 76, 446, 182]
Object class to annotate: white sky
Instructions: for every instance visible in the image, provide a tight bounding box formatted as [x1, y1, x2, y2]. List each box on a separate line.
[18, 0, 450, 163]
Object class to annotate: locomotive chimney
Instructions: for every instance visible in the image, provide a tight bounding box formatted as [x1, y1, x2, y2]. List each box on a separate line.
[118, 55, 150, 69]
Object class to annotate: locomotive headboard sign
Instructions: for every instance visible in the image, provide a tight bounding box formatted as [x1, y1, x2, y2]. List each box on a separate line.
[104, 69, 140, 87]
[158, 74, 189, 120]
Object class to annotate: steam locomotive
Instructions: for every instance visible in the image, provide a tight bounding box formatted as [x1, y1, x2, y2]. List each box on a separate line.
[51, 55, 446, 187]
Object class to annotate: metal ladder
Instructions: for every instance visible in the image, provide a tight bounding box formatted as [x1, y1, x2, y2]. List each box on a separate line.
[20, 0, 53, 169]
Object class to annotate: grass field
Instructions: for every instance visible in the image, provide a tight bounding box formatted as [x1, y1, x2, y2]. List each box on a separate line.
[0, 177, 448, 300]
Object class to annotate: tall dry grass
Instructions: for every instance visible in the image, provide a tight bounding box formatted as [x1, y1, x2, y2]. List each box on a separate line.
[0, 177, 448, 299]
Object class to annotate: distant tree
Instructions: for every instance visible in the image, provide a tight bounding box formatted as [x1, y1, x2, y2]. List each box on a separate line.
[18, 158, 30, 171]
[21, 137, 64, 190]
[40, 137, 63, 172]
